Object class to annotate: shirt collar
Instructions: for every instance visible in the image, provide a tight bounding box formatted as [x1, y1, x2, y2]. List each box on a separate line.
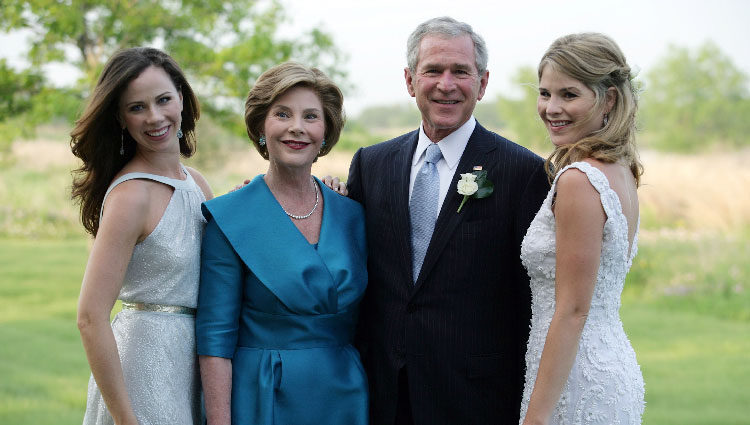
[412, 116, 476, 171]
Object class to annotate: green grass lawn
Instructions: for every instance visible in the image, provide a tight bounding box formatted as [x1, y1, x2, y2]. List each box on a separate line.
[0, 238, 748, 424]
[0, 238, 91, 424]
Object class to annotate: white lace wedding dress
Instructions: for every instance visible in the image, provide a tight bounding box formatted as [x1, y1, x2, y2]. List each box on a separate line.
[519, 162, 645, 424]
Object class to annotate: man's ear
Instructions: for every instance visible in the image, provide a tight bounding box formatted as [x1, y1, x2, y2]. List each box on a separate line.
[476, 70, 489, 101]
[404, 67, 416, 98]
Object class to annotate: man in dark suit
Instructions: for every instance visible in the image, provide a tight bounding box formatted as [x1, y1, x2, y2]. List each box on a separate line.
[346, 16, 550, 425]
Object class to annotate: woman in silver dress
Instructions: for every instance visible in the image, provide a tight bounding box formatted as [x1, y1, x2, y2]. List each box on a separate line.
[71, 47, 212, 425]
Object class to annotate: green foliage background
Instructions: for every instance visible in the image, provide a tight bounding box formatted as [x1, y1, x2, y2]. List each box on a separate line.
[1, 2, 749, 423]
[0, 0, 347, 148]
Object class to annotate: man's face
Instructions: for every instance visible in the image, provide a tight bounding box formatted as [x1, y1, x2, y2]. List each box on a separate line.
[405, 34, 488, 142]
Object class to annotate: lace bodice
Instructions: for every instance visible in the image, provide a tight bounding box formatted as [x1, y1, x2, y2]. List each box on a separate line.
[519, 161, 644, 424]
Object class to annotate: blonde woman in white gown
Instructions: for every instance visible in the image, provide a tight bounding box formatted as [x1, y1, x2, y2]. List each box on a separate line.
[519, 33, 645, 425]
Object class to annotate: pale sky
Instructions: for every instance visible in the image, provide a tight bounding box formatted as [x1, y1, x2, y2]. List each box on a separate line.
[282, 0, 750, 114]
[1, 0, 748, 115]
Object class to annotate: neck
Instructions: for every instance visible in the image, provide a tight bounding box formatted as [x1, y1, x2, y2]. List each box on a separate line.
[131, 150, 184, 179]
[264, 163, 314, 194]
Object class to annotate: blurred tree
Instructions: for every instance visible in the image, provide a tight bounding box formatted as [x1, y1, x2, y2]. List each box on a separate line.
[473, 100, 505, 132]
[641, 41, 750, 152]
[496, 66, 548, 151]
[0, 0, 346, 138]
[355, 103, 422, 131]
[0, 59, 43, 122]
[0, 59, 51, 149]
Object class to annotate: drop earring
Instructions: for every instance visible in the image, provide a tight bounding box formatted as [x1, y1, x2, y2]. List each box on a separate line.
[176, 127, 184, 138]
[120, 129, 125, 155]
[259, 135, 266, 146]
[603, 114, 609, 127]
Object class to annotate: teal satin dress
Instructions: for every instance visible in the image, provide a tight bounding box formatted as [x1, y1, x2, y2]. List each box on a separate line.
[196, 176, 368, 425]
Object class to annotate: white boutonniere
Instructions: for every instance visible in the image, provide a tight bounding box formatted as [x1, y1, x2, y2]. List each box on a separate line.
[456, 166, 494, 213]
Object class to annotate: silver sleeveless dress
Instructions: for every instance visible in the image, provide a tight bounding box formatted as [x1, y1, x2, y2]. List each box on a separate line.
[519, 162, 645, 424]
[82, 165, 206, 425]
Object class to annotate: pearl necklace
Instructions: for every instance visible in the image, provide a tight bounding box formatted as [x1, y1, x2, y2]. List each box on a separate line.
[281, 179, 319, 220]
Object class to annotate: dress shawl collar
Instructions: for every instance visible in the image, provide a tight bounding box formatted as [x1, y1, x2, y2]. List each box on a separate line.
[202, 175, 338, 313]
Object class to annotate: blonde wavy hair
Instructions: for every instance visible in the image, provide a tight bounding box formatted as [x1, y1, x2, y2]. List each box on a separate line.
[539, 33, 643, 186]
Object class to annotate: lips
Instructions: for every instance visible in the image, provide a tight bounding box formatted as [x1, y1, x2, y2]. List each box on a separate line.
[282, 140, 311, 150]
[433, 99, 459, 105]
[547, 120, 572, 131]
[145, 126, 170, 138]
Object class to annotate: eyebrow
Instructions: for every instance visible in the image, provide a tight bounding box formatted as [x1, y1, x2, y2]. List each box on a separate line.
[124, 91, 173, 107]
[420, 62, 473, 71]
[538, 86, 581, 92]
[272, 104, 322, 112]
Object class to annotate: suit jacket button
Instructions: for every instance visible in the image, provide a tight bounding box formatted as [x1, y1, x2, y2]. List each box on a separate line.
[406, 303, 416, 313]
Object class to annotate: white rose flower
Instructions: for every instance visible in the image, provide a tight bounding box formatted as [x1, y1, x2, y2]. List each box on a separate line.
[457, 173, 479, 196]
[460, 173, 477, 182]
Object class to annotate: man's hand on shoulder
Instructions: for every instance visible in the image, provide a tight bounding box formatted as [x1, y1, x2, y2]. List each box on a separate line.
[321, 175, 348, 196]
[229, 179, 252, 193]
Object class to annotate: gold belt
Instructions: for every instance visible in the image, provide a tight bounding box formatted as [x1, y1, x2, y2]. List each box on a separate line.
[121, 301, 196, 316]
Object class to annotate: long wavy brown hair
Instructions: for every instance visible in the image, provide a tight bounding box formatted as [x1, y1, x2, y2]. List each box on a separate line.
[70, 47, 200, 236]
[539, 33, 643, 186]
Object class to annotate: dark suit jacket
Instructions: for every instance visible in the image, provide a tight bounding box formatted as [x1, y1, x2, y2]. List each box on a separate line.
[347, 122, 549, 425]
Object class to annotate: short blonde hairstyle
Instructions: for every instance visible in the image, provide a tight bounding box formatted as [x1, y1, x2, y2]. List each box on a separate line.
[244, 62, 345, 159]
[539, 33, 643, 185]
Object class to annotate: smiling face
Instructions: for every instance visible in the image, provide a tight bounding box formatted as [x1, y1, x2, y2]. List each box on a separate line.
[405, 35, 488, 142]
[263, 85, 325, 171]
[119, 65, 183, 154]
[537, 65, 609, 147]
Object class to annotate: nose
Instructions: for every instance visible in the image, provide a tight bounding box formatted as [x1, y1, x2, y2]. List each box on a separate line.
[288, 115, 304, 135]
[145, 106, 164, 124]
[436, 70, 456, 91]
[545, 95, 563, 115]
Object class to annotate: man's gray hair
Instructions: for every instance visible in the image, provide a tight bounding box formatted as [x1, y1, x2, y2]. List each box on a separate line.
[406, 16, 488, 75]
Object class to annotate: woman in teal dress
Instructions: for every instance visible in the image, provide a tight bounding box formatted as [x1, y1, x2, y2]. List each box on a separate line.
[196, 62, 368, 425]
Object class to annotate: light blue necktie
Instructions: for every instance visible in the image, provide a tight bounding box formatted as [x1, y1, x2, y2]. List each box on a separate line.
[410, 143, 443, 283]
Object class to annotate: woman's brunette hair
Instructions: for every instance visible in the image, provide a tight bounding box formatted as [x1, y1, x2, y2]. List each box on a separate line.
[70, 47, 199, 236]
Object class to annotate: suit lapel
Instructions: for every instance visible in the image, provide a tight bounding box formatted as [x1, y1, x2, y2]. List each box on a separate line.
[413, 124, 497, 289]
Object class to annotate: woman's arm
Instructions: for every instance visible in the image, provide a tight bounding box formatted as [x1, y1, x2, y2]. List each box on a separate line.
[77, 183, 150, 425]
[199, 356, 232, 425]
[522, 169, 605, 425]
[196, 216, 245, 425]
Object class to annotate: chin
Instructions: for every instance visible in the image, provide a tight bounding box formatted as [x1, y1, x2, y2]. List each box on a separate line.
[549, 135, 575, 147]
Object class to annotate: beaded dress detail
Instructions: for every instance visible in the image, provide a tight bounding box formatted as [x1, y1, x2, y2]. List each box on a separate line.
[519, 162, 645, 424]
[82, 165, 206, 425]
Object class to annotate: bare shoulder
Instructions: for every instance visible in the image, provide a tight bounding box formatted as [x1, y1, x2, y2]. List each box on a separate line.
[102, 179, 152, 219]
[185, 165, 214, 200]
[555, 165, 604, 220]
[98, 179, 154, 242]
[557, 165, 597, 194]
